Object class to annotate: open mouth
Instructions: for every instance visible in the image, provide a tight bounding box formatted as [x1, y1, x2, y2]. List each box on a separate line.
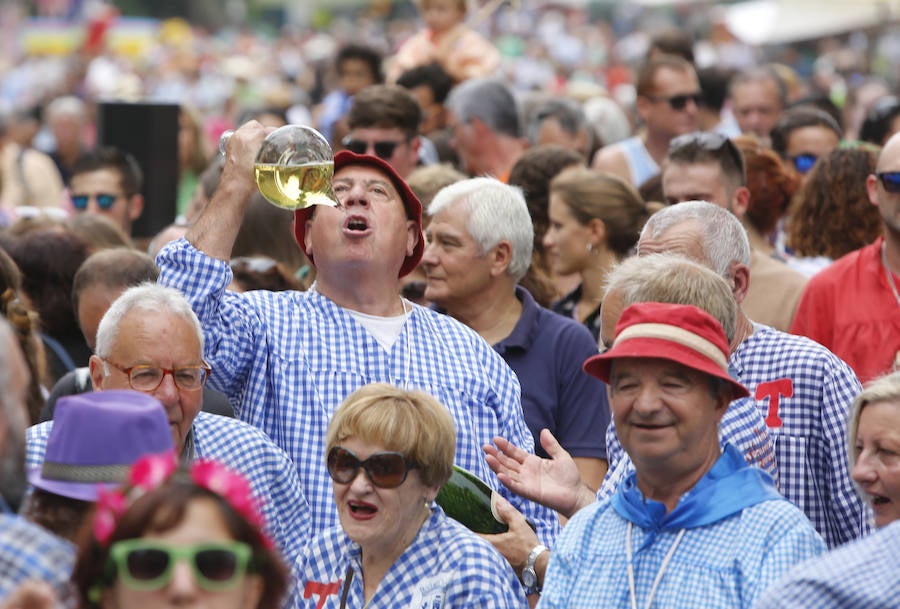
[872, 495, 890, 506]
[345, 216, 369, 232]
[348, 500, 377, 515]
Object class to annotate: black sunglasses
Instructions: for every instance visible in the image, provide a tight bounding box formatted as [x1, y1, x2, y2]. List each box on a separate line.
[71, 193, 119, 211]
[341, 137, 405, 160]
[788, 153, 818, 175]
[877, 172, 900, 194]
[648, 92, 702, 111]
[326, 446, 417, 488]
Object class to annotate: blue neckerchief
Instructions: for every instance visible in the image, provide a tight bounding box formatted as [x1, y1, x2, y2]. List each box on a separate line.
[610, 444, 782, 533]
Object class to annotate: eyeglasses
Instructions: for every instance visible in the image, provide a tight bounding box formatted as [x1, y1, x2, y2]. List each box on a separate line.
[647, 92, 702, 111]
[876, 172, 900, 194]
[326, 446, 417, 488]
[109, 540, 251, 592]
[104, 360, 211, 392]
[71, 193, 120, 211]
[341, 137, 406, 160]
[788, 153, 818, 175]
[668, 131, 745, 182]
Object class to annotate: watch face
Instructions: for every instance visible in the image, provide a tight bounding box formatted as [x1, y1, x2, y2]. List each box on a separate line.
[522, 568, 536, 588]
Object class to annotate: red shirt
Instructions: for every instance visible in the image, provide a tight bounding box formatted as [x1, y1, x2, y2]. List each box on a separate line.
[790, 237, 900, 383]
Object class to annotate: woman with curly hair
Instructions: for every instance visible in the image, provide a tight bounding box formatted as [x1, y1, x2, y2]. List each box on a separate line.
[0, 246, 48, 424]
[785, 146, 883, 277]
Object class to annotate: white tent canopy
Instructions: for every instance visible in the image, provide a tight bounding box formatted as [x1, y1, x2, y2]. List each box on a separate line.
[724, 0, 900, 46]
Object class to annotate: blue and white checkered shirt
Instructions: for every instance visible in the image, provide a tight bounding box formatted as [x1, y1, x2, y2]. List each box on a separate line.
[539, 495, 825, 609]
[730, 325, 869, 547]
[157, 239, 559, 545]
[290, 505, 528, 609]
[753, 520, 900, 609]
[27, 411, 312, 565]
[0, 512, 75, 602]
[601, 325, 868, 548]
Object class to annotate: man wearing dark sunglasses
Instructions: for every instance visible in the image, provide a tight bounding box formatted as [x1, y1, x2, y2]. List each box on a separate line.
[770, 106, 842, 178]
[592, 55, 700, 190]
[343, 84, 423, 178]
[157, 122, 561, 547]
[68, 147, 144, 236]
[791, 131, 900, 385]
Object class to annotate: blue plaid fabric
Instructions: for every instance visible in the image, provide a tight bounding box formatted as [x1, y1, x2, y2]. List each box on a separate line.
[600, 394, 779, 497]
[600, 325, 869, 548]
[753, 520, 900, 609]
[290, 505, 528, 609]
[27, 412, 312, 565]
[730, 325, 869, 548]
[539, 497, 825, 609]
[0, 513, 75, 601]
[157, 239, 559, 545]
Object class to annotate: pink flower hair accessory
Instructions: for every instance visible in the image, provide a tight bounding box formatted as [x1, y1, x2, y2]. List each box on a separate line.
[90, 453, 272, 549]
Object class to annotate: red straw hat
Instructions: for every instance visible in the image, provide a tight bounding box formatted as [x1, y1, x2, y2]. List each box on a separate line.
[292, 150, 424, 277]
[583, 302, 749, 399]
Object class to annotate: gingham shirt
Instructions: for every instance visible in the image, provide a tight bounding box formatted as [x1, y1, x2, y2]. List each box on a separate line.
[157, 239, 559, 545]
[730, 325, 869, 548]
[290, 506, 528, 609]
[600, 391, 779, 498]
[27, 411, 312, 565]
[752, 520, 900, 609]
[0, 511, 75, 602]
[600, 325, 868, 548]
[540, 485, 825, 608]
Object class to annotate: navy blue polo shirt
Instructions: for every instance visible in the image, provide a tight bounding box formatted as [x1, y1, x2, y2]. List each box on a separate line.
[494, 287, 610, 460]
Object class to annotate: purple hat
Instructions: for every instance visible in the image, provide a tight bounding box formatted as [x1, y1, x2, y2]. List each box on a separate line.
[28, 390, 175, 501]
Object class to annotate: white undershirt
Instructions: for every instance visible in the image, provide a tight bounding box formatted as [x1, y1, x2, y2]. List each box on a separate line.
[348, 309, 407, 351]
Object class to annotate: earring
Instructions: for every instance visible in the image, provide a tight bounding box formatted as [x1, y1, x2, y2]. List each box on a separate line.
[586, 243, 593, 253]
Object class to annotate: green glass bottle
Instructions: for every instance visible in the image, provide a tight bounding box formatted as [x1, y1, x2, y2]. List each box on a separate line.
[435, 465, 509, 534]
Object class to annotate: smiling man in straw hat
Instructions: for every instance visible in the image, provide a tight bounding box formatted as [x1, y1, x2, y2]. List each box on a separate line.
[536, 301, 824, 609]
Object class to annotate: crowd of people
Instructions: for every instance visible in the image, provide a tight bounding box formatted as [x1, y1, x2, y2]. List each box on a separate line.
[1, 1, 900, 608]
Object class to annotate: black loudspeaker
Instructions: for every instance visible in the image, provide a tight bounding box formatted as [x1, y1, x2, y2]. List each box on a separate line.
[96, 102, 180, 240]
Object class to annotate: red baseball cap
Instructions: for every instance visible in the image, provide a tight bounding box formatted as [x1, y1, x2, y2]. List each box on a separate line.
[583, 302, 749, 399]
[292, 150, 424, 278]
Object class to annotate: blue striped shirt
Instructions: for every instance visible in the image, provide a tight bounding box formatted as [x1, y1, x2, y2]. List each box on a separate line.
[157, 239, 560, 545]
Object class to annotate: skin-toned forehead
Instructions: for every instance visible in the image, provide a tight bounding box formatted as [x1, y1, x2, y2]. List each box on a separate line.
[638, 219, 707, 262]
[334, 164, 400, 196]
[878, 132, 900, 171]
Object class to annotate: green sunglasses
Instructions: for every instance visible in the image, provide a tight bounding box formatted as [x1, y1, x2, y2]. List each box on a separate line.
[108, 539, 252, 592]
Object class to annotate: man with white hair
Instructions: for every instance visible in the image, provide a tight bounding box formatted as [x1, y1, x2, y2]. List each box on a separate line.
[27, 283, 312, 565]
[422, 177, 609, 495]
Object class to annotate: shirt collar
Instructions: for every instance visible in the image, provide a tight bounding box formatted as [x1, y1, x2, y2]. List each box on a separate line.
[494, 286, 538, 353]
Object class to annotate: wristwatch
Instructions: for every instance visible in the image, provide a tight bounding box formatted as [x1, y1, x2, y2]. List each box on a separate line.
[521, 544, 549, 595]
